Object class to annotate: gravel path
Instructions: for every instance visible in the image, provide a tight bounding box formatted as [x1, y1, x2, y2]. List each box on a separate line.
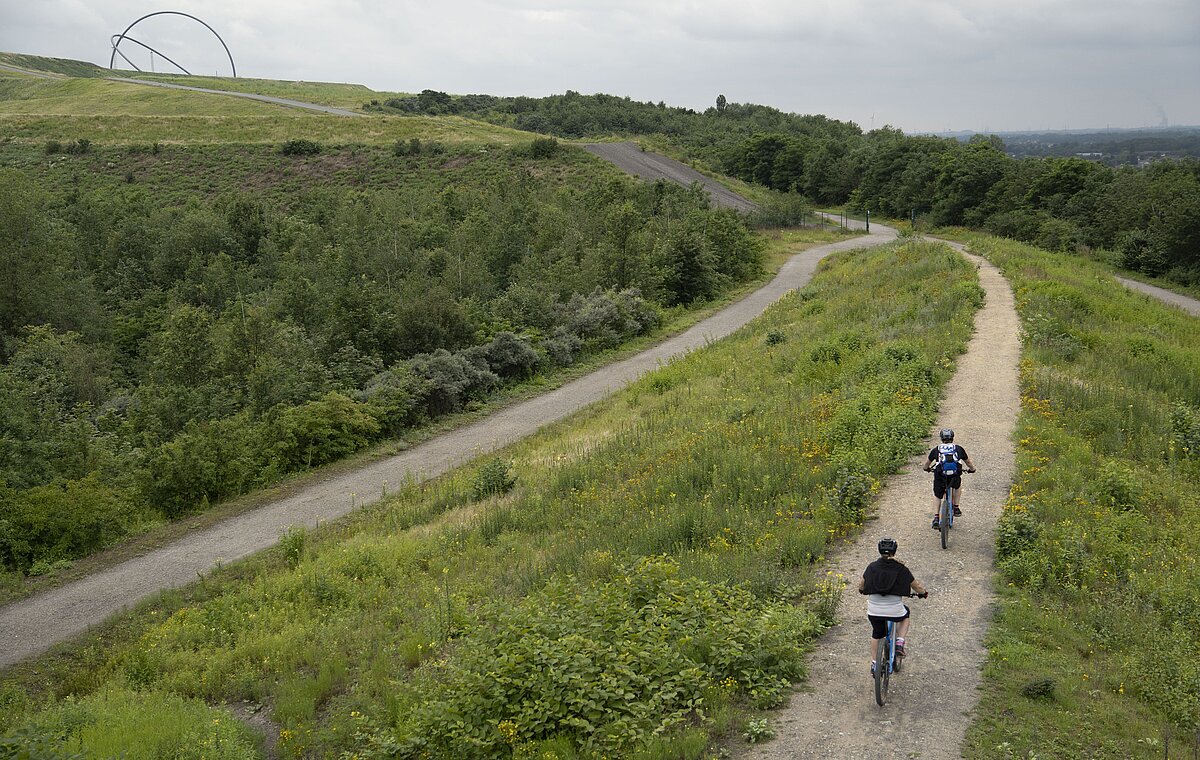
[0, 226, 895, 669]
[581, 142, 758, 212]
[1115, 276, 1200, 317]
[747, 240, 1021, 760]
[106, 77, 364, 116]
[0, 63, 58, 79]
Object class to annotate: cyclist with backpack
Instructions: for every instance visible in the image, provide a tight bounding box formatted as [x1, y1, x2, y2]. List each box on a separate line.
[924, 428, 976, 529]
[859, 538, 927, 674]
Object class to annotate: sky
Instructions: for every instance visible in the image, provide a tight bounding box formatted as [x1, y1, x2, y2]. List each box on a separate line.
[1, 0, 1198, 134]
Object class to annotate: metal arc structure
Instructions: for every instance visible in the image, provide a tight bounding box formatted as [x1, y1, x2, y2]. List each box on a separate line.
[110, 11, 236, 78]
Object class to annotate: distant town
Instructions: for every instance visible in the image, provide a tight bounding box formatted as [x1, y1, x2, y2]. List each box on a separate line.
[933, 126, 1200, 165]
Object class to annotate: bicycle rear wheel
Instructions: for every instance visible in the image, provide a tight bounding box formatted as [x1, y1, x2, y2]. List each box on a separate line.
[875, 632, 891, 705]
[940, 494, 951, 549]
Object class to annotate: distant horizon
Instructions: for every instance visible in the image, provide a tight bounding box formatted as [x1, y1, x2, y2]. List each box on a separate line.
[3, 45, 1199, 139]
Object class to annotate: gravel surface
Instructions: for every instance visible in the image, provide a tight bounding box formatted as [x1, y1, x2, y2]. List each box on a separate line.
[107, 77, 364, 116]
[581, 142, 758, 213]
[0, 63, 58, 79]
[746, 240, 1020, 760]
[0, 224, 895, 669]
[1115, 276, 1200, 316]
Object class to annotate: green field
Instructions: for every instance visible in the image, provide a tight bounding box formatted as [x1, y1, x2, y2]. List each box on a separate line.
[126, 73, 405, 110]
[963, 235, 1200, 758]
[0, 241, 983, 758]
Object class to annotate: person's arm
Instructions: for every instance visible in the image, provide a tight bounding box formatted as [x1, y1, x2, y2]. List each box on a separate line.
[858, 576, 867, 594]
[911, 578, 928, 595]
[961, 446, 976, 472]
[923, 449, 934, 472]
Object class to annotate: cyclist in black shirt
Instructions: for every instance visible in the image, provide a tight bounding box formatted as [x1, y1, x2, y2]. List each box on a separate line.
[923, 428, 976, 529]
[859, 538, 927, 673]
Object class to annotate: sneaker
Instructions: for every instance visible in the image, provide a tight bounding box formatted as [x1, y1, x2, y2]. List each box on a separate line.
[870, 660, 877, 675]
[931, 517, 940, 529]
[953, 505, 962, 516]
[895, 639, 906, 657]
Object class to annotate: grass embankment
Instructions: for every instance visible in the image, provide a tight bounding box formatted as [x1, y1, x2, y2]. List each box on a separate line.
[125, 73, 402, 110]
[0, 137, 601, 207]
[0, 70, 526, 146]
[963, 235, 1200, 758]
[0, 241, 983, 758]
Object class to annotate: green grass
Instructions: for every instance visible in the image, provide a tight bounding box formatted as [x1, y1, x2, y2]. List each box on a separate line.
[0, 241, 983, 758]
[0, 74, 289, 116]
[0, 52, 108, 78]
[127, 73, 406, 110]
[0, 111, 529, 146]
[0, 137, 600, 208]
[962, 234, 1200, 758]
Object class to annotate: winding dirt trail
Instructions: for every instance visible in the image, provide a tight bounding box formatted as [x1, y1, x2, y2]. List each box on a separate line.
[746, 240, 1020, 759]
[0, 225, 894, 670]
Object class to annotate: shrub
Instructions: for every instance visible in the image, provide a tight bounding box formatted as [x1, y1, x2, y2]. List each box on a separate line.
[472, 458, 516, 500]
[0, 475, 139, 573]
[527, 137, 559, 158]
[466, 332, 541, 380]
[279, 139, 322, 156]
[539, 327, 583, 367]
[388, 559, 810, 756]
[279, 525, 307, 568]
[64, 138, 91, 155]
[267, 392, 382, 473]
[407, 349, 499, 417]
[363, 365, 426, 434]
[141, 416, 262, 518]
[44, 140, 63, 155]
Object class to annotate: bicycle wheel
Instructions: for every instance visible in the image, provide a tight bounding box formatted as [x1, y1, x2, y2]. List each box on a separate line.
[875, 630, 891, 705]
[940, 494, 951, 550]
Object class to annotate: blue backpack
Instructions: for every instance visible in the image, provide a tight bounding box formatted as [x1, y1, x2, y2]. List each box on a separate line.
[936, 443, 960, 476]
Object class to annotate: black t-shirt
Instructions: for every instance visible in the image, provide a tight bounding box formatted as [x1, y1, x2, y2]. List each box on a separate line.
[862, 558, 914, 596]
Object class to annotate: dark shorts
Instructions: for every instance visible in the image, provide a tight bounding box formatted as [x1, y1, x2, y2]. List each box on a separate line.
[933, 473, 962, 499]
[868, 606, 911, 639]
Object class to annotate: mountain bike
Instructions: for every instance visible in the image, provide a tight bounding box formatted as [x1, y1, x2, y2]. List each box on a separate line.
[936, 469, 974, 550]
[874, 593, 927, 706]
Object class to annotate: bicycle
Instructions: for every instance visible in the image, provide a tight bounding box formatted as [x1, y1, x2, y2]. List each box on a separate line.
[874, 592, 927, 706]
[936, 468, 973, 550]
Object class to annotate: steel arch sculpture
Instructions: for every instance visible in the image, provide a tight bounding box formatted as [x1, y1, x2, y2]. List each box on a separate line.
[110, 11, 236, 78]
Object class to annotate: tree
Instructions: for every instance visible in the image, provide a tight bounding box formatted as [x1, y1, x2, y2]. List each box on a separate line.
[716, 94, 727, 115]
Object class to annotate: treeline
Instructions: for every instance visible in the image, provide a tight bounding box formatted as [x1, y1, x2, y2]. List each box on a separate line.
[723, 130, 1200, 283]
[366, 89, 861, 163]
[0, 161, 763, 575]
[370, 90, 1200, 283]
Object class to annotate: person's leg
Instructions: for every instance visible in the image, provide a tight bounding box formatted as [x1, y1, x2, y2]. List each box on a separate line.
[895, 608, 912, 654]
[932, 478, 944, 526]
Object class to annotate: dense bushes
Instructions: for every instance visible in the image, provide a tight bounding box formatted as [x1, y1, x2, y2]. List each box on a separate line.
[0, 158, 763, 573]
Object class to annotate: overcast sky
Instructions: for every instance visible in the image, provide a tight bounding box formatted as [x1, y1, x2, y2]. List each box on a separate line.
[2, 0, 1197, 134]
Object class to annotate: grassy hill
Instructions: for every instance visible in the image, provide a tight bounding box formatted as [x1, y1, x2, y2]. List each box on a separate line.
[0, 240, 982, 758]
[0, 52, 784, 603]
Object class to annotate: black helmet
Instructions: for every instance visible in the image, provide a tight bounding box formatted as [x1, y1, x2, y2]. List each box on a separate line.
[939, 428, 955, 442]
[878, 537, 898, 556]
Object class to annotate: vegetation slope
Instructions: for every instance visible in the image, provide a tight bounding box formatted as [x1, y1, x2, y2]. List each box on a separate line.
[0, 240, 983, 758]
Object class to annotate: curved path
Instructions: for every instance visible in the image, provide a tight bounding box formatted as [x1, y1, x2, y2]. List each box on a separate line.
[1116, 276, 1200, 317]
[0, 226, 894, 669]
[582, 142, 758, 213]
[749, 240, 1020, 759]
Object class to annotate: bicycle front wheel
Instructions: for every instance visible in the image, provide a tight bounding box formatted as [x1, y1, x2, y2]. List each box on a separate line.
[875, 636, 891, 705]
